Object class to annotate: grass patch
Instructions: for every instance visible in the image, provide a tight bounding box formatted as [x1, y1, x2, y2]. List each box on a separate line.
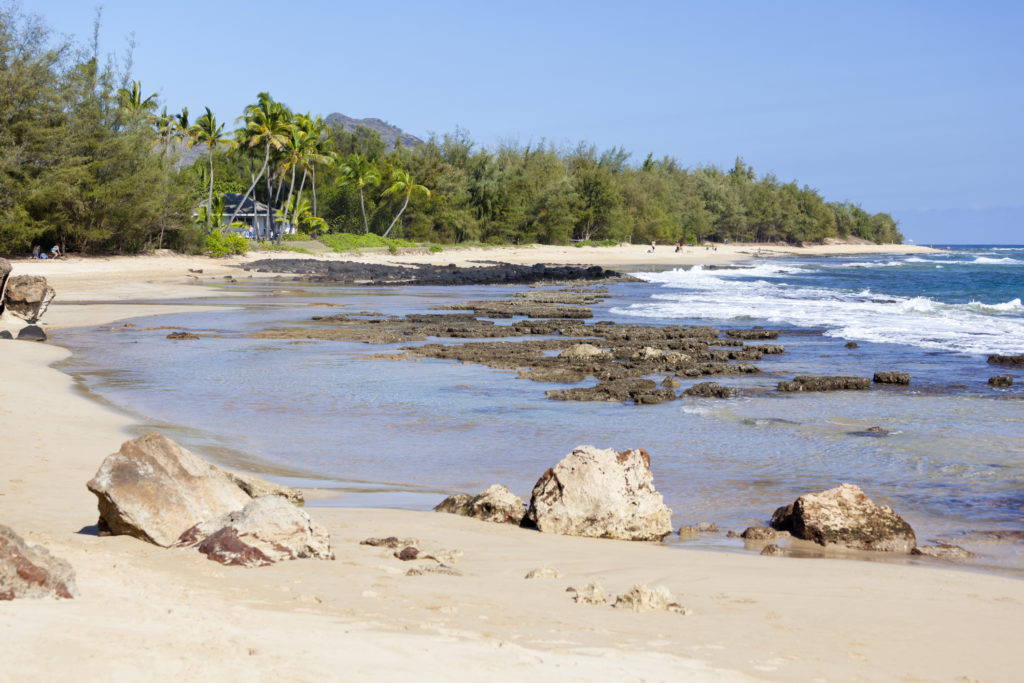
[573, 239, 619, 248]
[255, 243, 312, 254]
[319, 232, 417, 253]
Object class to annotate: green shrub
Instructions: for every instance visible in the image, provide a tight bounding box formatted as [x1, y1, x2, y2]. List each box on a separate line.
[429, 244, 443, 253]
[205, 232, 249, 257]
[283, 232, 310, 242]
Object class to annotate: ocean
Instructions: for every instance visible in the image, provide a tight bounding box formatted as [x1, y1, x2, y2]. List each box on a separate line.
[56, 245, 1024, 573]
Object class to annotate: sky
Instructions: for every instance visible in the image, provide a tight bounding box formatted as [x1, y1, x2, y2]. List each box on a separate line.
[27, 0, 1024, 244]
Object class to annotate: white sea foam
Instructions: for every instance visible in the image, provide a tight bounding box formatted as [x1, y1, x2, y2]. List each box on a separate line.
[618, 267, 1024, 355]
[968, 298, 1024, 314]
[973, 256, 1021, 265]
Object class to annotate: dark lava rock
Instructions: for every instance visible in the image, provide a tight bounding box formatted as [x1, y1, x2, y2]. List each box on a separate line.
[987, 354, 1024, 367]
[741, 526, 777, 541]
[754, 344, 786, 354]
[0, 330, 12, 340]
[849, 426, 890, 437]
[166, 331, 200, 340]
[845, 341, 859, 349]
[243, 259, 623, 287]
[911, 544, 975, 560]
[16, 325, 46, 341]
[725, 329, 779, 340]
[777, 376, 871, 392]
[683, 382, 736, 398]
[441, 299, 592, 319]
[989, 375, 1013, 387]
[770, 483, 916, 552]
[873, 371, 911, 385]
[547, 378, 676, 404]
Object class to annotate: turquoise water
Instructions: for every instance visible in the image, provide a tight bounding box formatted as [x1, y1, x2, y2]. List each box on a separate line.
[56, 246, 1024, 573]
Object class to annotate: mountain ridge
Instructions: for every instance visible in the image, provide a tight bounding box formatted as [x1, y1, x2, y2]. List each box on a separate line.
[325, 113, 423, 149]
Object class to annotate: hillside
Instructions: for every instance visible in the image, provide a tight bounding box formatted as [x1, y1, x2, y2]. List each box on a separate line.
[325, 113, 423, 149]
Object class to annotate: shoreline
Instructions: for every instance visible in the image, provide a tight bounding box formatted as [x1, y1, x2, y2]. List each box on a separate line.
[5, 242, 1023, 680]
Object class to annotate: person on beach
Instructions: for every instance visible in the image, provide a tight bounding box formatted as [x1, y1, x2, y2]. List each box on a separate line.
[32, 245, 40, 259]
[648, 241, 656, 253]
[50, 245, 60, 259]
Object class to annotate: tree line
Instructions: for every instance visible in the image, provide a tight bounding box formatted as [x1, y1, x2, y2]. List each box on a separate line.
[0, 7, 902, 256]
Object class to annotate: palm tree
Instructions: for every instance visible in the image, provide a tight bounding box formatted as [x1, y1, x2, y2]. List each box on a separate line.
[190, 107, 229, 230]
[381, 169, 430, 238]
[226, 93, 292, 232]
[338, 153, 381, 233]
[117, 80, 157, 117]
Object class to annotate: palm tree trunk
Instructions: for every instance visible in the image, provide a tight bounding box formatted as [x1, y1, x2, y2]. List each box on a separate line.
[280, 166, 297, 239]
[227, 142, 270, 228]
[311, 167, 318, 217]
[206, 147, 215, 231]
[382, 192, 411, 238]
[359, 188, 370, 234]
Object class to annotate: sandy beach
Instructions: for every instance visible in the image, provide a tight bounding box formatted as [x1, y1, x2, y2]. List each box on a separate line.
[4, 241, 1023, 681]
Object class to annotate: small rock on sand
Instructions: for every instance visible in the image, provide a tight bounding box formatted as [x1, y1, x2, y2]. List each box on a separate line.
[524, 566, 564, 579]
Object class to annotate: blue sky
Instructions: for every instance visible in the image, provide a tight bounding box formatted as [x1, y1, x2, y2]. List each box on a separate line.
[32, 1, 1024, 244]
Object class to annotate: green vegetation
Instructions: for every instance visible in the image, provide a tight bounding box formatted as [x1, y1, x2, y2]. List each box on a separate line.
[204, 232, 248, 257]
[318, 232, 416, 253]
[0, 6, 902, 257]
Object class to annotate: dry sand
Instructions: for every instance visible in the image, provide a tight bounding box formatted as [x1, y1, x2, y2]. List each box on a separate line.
[3, 243, 1023, 681]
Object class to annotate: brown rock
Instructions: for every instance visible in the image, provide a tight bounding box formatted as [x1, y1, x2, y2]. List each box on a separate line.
[86, 432, 256, 547]
[760, 544, 785, 556]
[166, 331, 200, 340]
[395, 546, 420, 561]
[361, 537, 418, 549]
[177, 495, 334, 566]
[770, 483, 916, 552]
[988, 375, 1013, 387]
[911, 544, 975, 560]
[3, 275, 55, 323]
[613, 584, 690, 614]
[988, 354, 1024, 367]
[873, 371, 911, 385]
[527, 445, 673, 541]
[0, 525, 77, 600]
[777, 376, 872, 392]
[560, 343, 607, 360]
[225, 470, 304, 505]
[741, 526, 777, 541]
[683, 382, 736, 398]
[571, 582, 607, 605]
[434, 485, 526, 525]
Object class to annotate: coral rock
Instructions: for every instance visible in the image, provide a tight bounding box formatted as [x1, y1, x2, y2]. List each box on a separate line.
[527, 445, 673, 541]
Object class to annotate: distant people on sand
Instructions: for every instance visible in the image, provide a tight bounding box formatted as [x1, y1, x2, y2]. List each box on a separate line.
[50, 245, 60, 259]
[32, 245, 40, 259]
[674, 241, 682, 253]
[648, 241, 656, 253]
